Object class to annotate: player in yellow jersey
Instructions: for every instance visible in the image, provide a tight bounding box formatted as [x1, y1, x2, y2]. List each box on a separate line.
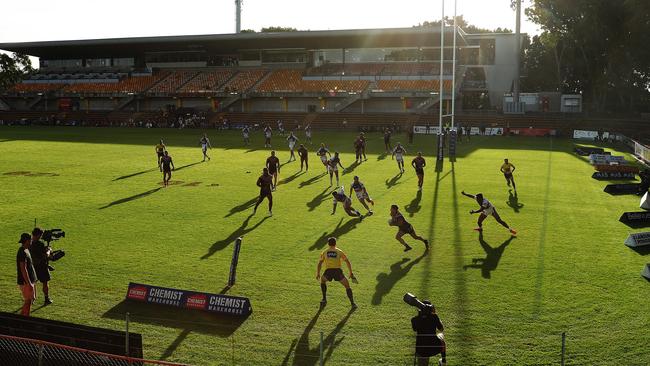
[154, 139, 166, 171]
[316, 237, 357, 309]
[500, 158, 516, 191]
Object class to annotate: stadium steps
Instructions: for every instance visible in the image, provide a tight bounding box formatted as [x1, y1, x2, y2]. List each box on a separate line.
[250, 70, 272, 92]
[333, 93, 362, 112]
[113, 95, 136, 111]
[0, 97, 12, 111]
[141, 71, 172, 93]
[26, 95, 44, 111]
[173, 71, 202, 93]
[415, 94, 441, 112]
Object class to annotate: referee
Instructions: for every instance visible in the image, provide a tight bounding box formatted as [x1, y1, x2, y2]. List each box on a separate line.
[316, 237, 357, 309]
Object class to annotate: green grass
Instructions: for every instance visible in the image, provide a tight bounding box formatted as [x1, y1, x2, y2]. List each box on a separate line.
[0, 126, 648, 366]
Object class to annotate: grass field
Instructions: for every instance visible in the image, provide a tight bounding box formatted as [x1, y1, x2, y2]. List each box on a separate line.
[0, 126, 648, 366]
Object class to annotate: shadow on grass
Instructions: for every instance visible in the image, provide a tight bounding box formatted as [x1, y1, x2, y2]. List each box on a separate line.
[506, 189, 524, 213]
[628, 246, 650, 255]
[385, 172, 403, 189]
[174, 161, 203, 172]
[463, 232, 515, 279]
[113, 168, 158, 181]
[310, 218, 361, 251]
[342, 161, 360, 176]
[202, 214, 269, 259]
[306, 187, 332, 212]
[299, 172, 327, 188]
[376, 152, 388, 161]
[279, 171, 305, 186]
[224, 197, 259, 218]
[372, 253, 427, 305]
[404, 190, 422, 217]
[99, 187, 162, 209]
[102, 299, 248, 360]
[282, 307, 354, 366]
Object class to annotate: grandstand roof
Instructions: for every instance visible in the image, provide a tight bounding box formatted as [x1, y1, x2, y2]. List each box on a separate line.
[0, 27, 464, 59]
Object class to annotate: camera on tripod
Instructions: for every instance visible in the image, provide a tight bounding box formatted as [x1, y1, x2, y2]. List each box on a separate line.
[403, 292, 433, 313]
[42, 229, 66, 270]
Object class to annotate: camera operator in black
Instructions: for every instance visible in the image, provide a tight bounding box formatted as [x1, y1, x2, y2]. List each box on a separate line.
[411, 301, 447, 366]
[30, 228, 52, 305]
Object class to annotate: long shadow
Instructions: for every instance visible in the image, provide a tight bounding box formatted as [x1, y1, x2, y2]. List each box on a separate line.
[342, 161, 360, 176]
[279, 171, 305, 186]
[245, 148, 257, 153]
[285, 307, 354, 366]
[372, 253, 427, 305]
[310, 218, 361, 251]
[99, 187, 162, 209]
[113, 168, 158, 181]
[534, 138, 554, 318]
[463, 232, 515, 279]
[299, 172, 327, 188]
[174, 161, 203, 171]
[385, 172, 403, 189]
[506, 189, 524, 213]
[0, 139, 15, 143]
[404, 190, 422, 217]
[224, 196, 259, 218]
[306, 187, 332, 212]
[102, 299, 248, 360]
[202, 214, 269, 259]
[377, 152, 388, 161]
[629, 246, 650, 255]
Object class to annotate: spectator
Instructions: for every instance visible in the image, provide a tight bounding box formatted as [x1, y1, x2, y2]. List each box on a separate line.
[30, 228, 53, 305]
[17, 233, 37, 316]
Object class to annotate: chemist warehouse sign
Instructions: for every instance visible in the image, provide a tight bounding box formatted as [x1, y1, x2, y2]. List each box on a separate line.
[126, 282, 252, 316]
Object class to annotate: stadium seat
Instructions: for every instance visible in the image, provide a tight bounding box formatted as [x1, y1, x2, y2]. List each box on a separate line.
[220, 69, 268, 93]
[179, 70, 236, 93]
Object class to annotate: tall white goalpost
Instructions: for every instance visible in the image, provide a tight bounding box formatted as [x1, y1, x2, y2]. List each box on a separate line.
[437, 0, 458, 161]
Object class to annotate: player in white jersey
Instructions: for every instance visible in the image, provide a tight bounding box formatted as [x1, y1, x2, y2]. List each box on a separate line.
[328, 152, 345, 186]
[316, 143, 332, 172]
[305, 124, 312, 144]
[199, 134, 212, 162]
[461, 191, 517, 235]
[349, 176, 374, 214]
[287, 132, 299, 162]
[242, 126, 250, 145]
[392, 143, 407, 173]
[264, 125, 272, 147]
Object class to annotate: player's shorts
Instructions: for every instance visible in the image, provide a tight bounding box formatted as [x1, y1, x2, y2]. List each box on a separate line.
[384, 138, 390, 143]
[289, 142, 295, 150]
[323, 268, 345, 282]
[163, 166, 172, 173]
[398, 224, 415, 235]
[355, 191, 370, 201]
[35, 265, 51, 282]
[157, 151, 164, 158]
[395, 154, 404, 162]
[320, 156, 328, 163]
[243, 133, 249, 139]
[329, 165, 338, 172]
[415, 168, 424, 176]
[259, 190, 272, 199]
[201, 144, 208, 152]
[504, 172, 513, 179]
[268, 168, 278, 175]
[483, 207, 495, 216]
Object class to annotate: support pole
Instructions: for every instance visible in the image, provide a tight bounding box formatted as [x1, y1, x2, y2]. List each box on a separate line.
[235, 0, 242, 33]
[514, 0, 521, 105]
[451, 0, 457, 129]
[438, 0, 445, 133]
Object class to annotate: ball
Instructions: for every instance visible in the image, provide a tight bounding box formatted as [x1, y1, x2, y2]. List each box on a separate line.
[387, 218, 393, 225]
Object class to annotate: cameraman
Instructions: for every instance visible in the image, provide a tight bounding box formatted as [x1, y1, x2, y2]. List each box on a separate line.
[411, 301, 447, 366]
[30, 228, 52, 305]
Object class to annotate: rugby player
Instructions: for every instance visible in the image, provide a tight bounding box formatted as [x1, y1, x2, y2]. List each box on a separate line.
[392, 142, 407, 173]
[266, 151, 281, 191]
[287, 132, 299, 162]
[328, 152, 345, 187]
[253, 167, 273, 216]
[199, 133, 212, 162]
[155, 139, 166, 171]
[500, 159, 516, 191]
[305, 124, 312, 144]
[264, 125, 272, 148]
[359, 132, 367, 161]
[461, 191, 517, 235]
[331, 187, 363, 219]
[384, 128, 392, 152]
[160, 150, 175, 187]
[242, 125, 251, 145]
[411, 152, 426, 191]
[316, 143, 331, 172]
[298, 144, 309, 171]
[316, 237, 357, 308]
[349, 176, 374, 214]
[389, 204, 429, 252]
[354, 136, 364, 163]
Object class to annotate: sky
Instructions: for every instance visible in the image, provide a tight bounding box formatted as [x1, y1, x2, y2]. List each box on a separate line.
[0, 0, 540, 66]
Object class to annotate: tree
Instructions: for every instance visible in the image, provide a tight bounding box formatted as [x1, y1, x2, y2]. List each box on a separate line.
[260, 26, 298, 33]
[415, 16, 512, 33]
[0, 52, 34, 91]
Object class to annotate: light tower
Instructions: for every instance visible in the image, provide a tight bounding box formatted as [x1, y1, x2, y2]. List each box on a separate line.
[235, 0, 242, 33]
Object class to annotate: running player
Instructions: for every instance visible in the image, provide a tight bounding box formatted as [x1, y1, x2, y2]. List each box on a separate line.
[411, 152, 426, 191]
[199, 133, 212, 162]
[354, 136, 364, 163]
[328, 152, 345, 187]
[264, 125, 272, 148]
[461, 191, 517, 235]
[316, 237, 357, 308]
[500, 158, 516, 191]
[316, 143, 332, 172]
[242, 125, 251, 146]
[287, 132, 299, 162]
[277, 120, 285, 136]
[331, 187, 363, 219]
[305, 124, 312, 144]
[389, 204, 429, 251]
[266, 151, 280, 190]
[298, 144, 309, 171]
[253, 167, 273, 216]
[359, 132, 367, 161]
[392, 142, 407, 173]
[160, 150, 175, 187]
[349, 176, 374, 214]
[384, 128, 392, 152]
[155, 139, 166, 171]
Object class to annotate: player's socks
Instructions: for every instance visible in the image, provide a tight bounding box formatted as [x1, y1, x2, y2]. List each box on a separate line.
[424, 239, 429, 250]
[403, 245, 413, 252]
[321, 283, 327, 301]
[269, 210, 273, 216]
[346, 288, 354, 304]
[473, 227, 483, 232]
[509, 228, 517, 235]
